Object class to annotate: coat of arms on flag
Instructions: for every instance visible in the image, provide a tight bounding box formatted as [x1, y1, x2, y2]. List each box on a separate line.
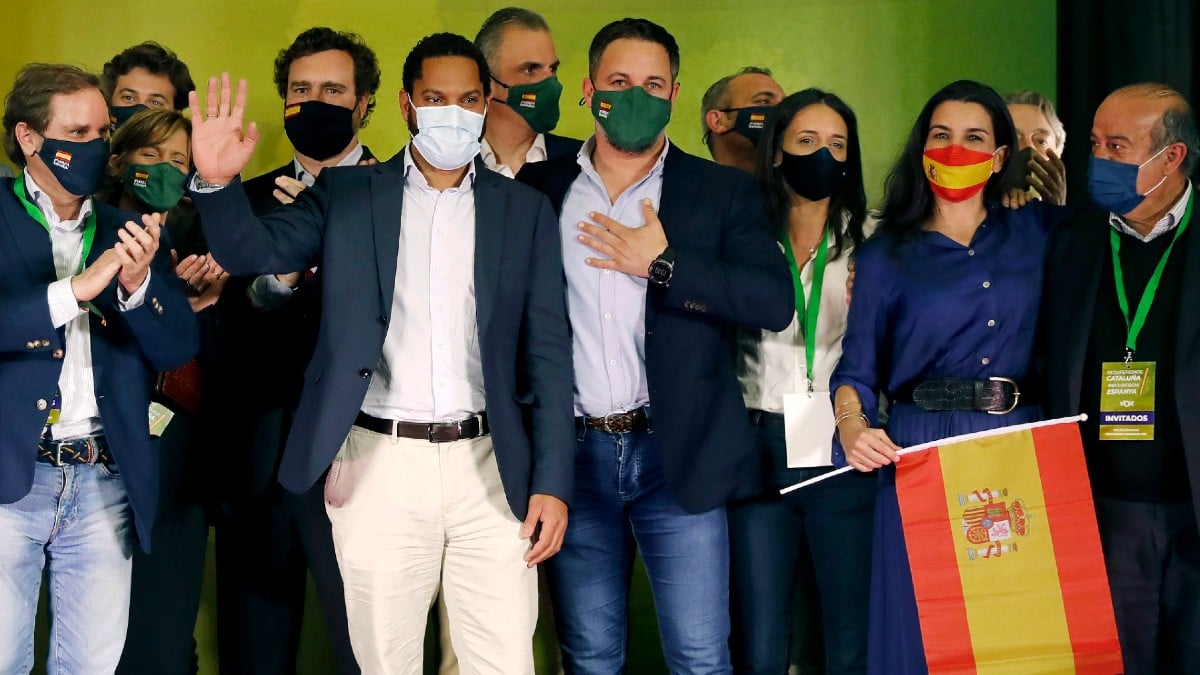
[895, 418, 1123, 674]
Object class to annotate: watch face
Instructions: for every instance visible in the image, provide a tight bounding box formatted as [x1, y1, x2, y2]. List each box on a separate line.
[649, 260, 672, 284]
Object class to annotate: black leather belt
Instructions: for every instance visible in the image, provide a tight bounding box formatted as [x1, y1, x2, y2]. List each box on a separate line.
[354, 411, 489, 442]
[37, 434, 113, 466]
[577, 407, 650, 433]
[893, 377, 1033, 415]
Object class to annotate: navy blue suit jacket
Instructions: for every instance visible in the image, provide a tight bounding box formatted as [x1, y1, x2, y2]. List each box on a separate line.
[0, 177, 198, 549]
[191, 151, 575, 518]
[544, 133, 583, 162]
[518, 144, 794, 512]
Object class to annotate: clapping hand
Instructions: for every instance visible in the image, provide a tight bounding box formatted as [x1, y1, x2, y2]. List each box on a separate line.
[188, 73, 259, 186]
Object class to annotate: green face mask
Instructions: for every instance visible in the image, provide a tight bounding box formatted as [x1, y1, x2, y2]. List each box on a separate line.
[124, 162, 186, 212]
[496, 74, 563, 134]
[591, 87, 672, 153]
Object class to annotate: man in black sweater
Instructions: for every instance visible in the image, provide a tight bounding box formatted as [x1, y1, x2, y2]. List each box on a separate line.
[1042, 82, 1200, 674]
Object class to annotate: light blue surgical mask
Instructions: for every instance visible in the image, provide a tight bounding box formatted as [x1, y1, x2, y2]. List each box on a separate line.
[1087, 144, 1169, 215]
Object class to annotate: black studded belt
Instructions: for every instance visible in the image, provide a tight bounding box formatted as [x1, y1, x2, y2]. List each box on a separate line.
[577, 407, 651, 433]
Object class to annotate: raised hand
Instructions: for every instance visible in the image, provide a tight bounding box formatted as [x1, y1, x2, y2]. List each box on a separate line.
[1028, 148, 1067, 206]
[577, 198, 669, 278]
[187, 73, 259, 186]
[113, 212, 163, 294]
[70, 248, 123, 302]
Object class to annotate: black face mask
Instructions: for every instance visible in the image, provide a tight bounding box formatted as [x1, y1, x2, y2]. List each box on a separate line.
[283, 100, 356, 160]
[778, 147, 847, 201]
[110, 103, 149, 130]
[721, 105, 773, 146]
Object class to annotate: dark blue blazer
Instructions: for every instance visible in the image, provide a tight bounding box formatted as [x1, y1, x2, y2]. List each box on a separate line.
[518, 144, 794, 512]
[190, 150, 575, 519]
[0, 177, 198, 550]
[544, 133, 583, 162]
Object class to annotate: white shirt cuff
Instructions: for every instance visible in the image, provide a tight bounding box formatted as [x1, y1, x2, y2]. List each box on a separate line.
[248, 273, 295, 311]
[118, 269, 151, 311]
[189, 174, 229, 193]
[47, 278, 84, 328]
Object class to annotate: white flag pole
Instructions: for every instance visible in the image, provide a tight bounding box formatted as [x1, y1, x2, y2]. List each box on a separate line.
[778, 413, 1088, 495]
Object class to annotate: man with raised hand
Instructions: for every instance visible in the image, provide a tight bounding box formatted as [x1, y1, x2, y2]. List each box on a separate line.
[187, 32, 573, 673]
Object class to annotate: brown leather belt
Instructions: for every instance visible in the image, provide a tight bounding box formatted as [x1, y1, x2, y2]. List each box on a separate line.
[354, 411, 489, 443]
[578, 407, 650, 434]
[38, 435, 114, 466]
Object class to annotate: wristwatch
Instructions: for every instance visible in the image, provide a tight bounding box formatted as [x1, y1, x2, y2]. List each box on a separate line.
[648, 247, 675, 286]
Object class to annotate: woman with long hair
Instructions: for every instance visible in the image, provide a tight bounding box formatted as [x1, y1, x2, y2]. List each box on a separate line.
[731, 88, 875, 674]
[830, 80, 1068, 672]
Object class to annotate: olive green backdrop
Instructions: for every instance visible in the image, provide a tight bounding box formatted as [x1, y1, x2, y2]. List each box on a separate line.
[7, 1, 1055, 673]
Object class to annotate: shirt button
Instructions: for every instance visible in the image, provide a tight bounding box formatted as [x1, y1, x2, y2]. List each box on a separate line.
[982, 281, 991, 289]
[51, 349, 64, 359]
[609, 359, 617, 366]
[987, 319, 996, 327]
[981, 357, 991, 365]
[359, 368, 372, 379]
[604, 313, 612, 320]
[603, 269, 612, 274]
[36, 399, 48, 411]
[968, 249, 975, 256]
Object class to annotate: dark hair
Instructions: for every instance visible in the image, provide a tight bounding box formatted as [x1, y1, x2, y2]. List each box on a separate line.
[4, 63, 101, 166]
[755, 89, 866, 261]
[474, 7, 550, 73]
[588, 18, 679, 83]
[273, 27, 381, 126]
[101, 42, 195, 111]
[403, 33, 491, 98]
[877, 79, 1017, 248]
[701, 66, 773, 150]
[99, 108, 192, 205]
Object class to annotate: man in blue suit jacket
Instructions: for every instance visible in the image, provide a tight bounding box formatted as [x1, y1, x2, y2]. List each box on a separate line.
[0, 64, 197, 673]
[517, 18, 792, 675]
[188, 33, 574, 672]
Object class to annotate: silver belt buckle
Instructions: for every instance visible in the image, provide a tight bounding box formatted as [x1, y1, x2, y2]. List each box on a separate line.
[987, 376, 1020, 415]
[602, 412, 620, 433]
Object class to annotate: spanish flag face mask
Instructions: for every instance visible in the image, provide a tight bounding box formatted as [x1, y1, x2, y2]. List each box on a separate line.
[922, 144, 999, 202]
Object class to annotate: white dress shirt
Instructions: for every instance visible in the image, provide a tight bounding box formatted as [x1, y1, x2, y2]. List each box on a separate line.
[560, 138, 669, 417]
[359, 147, 484, 422]
[1108, 180, 1192, 242]
[28, 172, 148, 439]
[480, 134, 547, 179]
[738, 214, 872, 414]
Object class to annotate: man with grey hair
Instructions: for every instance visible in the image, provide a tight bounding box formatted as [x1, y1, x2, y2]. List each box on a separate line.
[1042, 82, 1200, 673]
[701, 66, 784, 173]
[475, 6, 581, 178]
[1005, 89, 1068, 204]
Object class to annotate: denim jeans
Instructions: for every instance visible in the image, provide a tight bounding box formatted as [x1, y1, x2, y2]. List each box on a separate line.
[548, 424, 732, 675]
[0, 460, 135, 674]
[728, 411, 875, 675]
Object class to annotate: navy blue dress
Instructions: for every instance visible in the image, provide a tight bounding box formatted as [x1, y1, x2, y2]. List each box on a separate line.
[830, 200, 1068, 674]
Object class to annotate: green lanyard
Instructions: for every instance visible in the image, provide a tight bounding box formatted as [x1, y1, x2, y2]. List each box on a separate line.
[1110, 193, 1192, 362]
[781, 230, 829, 392]
[13, 173, 96, 273]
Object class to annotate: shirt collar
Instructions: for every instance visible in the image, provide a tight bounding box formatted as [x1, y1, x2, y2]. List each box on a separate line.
[479, 133, 547, 173]
[402, 145, 477, 192]
[293, 142, 365, 187]
[577, 135, 671, 180]
[23, 171, 92, 230]
[1109, 180, 1192, 242]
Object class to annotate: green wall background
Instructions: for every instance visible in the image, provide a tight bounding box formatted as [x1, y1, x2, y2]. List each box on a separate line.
[1, 0, 1055, 204]
[11, 1, 1055, 673]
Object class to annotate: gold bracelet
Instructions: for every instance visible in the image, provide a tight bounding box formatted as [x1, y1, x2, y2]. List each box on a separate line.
[834, 411, 869, 427]
[835, 400, 863, 413]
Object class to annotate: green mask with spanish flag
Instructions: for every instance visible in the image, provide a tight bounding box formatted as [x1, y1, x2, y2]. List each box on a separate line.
[124, 162, 186, 212]
[495, 75, 563, 134]
[922, 144, 997, 202]
[591, 87, 672, 153]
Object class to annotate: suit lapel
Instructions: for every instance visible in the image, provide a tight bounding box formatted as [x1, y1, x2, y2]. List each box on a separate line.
[0, 178, 56, 284]
[648, 146, 700, 326]
[473, 161, 505, 338]
[1063, 217, 1106, 412]
[369, 156, 406, 311]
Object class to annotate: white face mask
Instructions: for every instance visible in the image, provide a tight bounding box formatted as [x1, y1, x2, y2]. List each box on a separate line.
[409, 98, 486, 170]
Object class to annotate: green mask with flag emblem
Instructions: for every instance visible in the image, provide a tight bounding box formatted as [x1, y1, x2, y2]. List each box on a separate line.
[590, 87, 672, 153]
[124, 162, 186, 213]
[496, 75, 563, 134]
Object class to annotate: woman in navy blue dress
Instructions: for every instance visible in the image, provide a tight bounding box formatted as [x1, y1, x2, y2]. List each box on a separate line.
[829, 80, 1069, 674]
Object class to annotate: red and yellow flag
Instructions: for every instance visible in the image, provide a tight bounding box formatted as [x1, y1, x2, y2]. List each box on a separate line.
[895, 419, 1123, 674]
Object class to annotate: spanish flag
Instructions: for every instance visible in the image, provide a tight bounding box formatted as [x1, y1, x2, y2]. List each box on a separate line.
[598, 99, 613, 118]
[520, 92, 538, 108]
[748, 112, 766, 129]
[922, 144, 994, 201]
[895, 418, 1123, 674]
[284, 103, 302, 119]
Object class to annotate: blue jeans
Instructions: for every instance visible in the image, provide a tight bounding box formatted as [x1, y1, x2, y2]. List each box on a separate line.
[548, 424, 732, 675]
[728, 411, 875, 675]
[0, 460, 135, 674]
